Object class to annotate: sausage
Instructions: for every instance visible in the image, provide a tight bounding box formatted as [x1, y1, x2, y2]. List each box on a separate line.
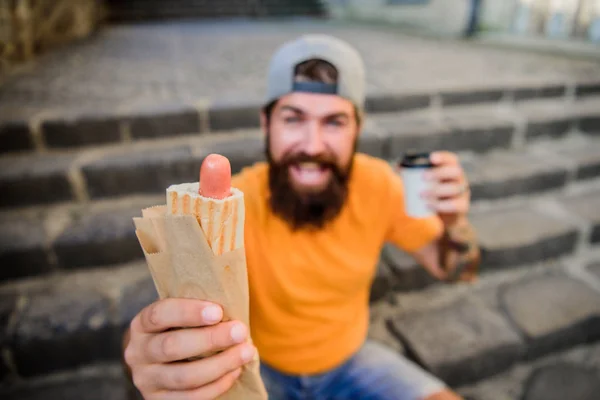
[199, 154, 231, 199]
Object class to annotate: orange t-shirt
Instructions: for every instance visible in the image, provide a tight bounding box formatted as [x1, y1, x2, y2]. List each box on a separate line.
[231, 153, 442, 375]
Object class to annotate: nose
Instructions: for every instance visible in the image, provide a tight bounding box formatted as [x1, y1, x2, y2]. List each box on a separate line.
[302, 121, 326, 156]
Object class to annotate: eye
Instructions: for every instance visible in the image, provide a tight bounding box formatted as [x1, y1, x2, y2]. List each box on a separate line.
[284, 115, 301, 124]
[326, 119, 345, 127]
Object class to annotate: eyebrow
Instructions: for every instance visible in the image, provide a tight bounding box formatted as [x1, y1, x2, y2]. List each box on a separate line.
[279, 105, 350, 120]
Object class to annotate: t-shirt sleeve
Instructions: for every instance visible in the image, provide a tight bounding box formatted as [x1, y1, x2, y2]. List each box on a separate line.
[384, 167, 443, 253]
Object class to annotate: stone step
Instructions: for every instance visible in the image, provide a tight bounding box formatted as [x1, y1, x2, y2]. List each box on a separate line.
[371, 253, 600, 388]
[1, 132, 600, 282]
[0, 363, 133, 400]
[106, 0, 326, 22]
[2, 79, 597, 155]
[1, 95, 599, 210]
[457, 342, 600, 400]
[370, 182, 600, 301]
[0, 261, 155, 381]
[1, 249, 599, 394]
[4, 341, 600, 400]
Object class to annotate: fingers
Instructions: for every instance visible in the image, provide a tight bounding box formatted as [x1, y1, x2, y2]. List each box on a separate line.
[132, 298, 223, 335]
[420, 151, 470, 217]
[145, 341, 256, 391]
[430, 151, 459, 166]
[422, 183, 468, 200]
[425, 165, 463, 183]
[429, 197, 470, 214]
[145, 321, 249, 363]
[150, 368, 242, 400]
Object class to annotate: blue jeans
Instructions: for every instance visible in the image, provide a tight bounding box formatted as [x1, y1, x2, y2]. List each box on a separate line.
[260, 340, 446, 400]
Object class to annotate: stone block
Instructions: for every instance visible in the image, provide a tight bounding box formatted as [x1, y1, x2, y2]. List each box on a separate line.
[382, 244, 435, 292]
[82, 146, 198, 198]
[12, 288, 117, 376]
[128, 102, 201, 139]
[577, 160, 600, 181]
[522, 364, 600, 400]
[561, 190, 600, 244]
[43, 115, 121, 148]
[367, 316, 404, 355]
[500, 275, 600, 359]
[0, 154, 74, 207]
[472, 207, 579, 269]
[513, 84, 565, 101]
[575, 81, 600, 98]
[116, 274, 158, 333]
[440, 88, 504, 107]
[465, 150, 569, 201]
[358, 119, 389, 159]
[0, 293, 18, 381]
[0, 366, 130, 400]
[579, 116, 600, 134]
[370, 260, 394, 303]
[0, 122, 33, 154]
[444, 113, 515, 153]
[551, 138, 600, 181]
[378, 114, 447, 156]
[53, 208, 142, 269]
[525, 118, 573, 140]
[365, 93, 430, 113]
[587, 262, 600, 281]
[0, 220, 52, 282]
[208, 98, 261, 131]
[377, 110, 513, 156]
[390, 298, 523, 386]
[200, 133, 265, 174]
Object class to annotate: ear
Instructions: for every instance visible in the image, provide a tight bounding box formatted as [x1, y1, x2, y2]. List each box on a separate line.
[356, 108, 364, 135]
[260, 110, 268, 136]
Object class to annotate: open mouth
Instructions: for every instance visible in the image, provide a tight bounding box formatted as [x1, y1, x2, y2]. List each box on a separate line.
[289, 162, 332, 189]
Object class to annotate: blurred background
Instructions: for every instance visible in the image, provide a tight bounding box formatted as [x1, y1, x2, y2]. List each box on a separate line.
[0, 1, 599, 399]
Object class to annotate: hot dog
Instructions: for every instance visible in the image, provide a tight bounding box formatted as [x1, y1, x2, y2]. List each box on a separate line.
[199, 154, 231, 199]
[166, 154, 244, 255]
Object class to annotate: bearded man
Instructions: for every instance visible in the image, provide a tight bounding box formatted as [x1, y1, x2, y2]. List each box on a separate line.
[123, 34, 480, 400]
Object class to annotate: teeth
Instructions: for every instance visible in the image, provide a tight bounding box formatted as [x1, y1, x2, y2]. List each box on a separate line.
[298, 162, 320, 170]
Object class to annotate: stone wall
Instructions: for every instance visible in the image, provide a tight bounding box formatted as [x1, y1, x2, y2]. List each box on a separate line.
[322, 0, 472, 37]
[0, 0, 105, 80]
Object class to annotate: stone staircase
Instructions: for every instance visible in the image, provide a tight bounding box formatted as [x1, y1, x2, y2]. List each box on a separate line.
[105, 0, 327, 22]
[1, 62, 600, 399]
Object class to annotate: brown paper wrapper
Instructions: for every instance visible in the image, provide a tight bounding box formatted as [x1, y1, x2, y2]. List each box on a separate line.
[133, 205, 268, 400]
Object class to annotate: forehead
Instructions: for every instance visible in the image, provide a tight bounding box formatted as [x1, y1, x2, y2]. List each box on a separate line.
[274, 92, 355, 117]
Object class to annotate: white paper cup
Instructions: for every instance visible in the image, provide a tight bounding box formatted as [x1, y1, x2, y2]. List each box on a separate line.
[400, 153, 433, 219]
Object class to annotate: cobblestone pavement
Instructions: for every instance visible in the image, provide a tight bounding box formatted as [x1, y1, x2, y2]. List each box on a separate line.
[1, 19, 600, 119]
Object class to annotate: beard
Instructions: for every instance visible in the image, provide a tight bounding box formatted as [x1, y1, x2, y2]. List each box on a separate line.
[266, 135, 356, 231]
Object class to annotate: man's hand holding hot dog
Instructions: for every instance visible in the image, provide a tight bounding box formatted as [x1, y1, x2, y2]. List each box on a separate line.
[124, 299, 255, 399]
[124, 154, 257, 399]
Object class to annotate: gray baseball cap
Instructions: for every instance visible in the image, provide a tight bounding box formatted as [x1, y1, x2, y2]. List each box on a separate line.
[265, 34, 366, 111]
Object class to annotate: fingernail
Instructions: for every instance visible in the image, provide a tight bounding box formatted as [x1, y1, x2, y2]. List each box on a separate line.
[202, 306, 221, 324]
[230, 323, 247, 343]
[241, 345, 256, 363]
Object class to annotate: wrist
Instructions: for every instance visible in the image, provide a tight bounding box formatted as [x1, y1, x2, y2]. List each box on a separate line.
[443, 216, 474, 252]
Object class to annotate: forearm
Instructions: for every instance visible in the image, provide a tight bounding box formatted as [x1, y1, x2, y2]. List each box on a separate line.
[437, 217, 480, 282]
[412, 217, 480, 282]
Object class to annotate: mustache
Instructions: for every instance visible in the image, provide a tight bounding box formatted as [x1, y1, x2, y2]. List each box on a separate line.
[277, 151, 338, 170]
